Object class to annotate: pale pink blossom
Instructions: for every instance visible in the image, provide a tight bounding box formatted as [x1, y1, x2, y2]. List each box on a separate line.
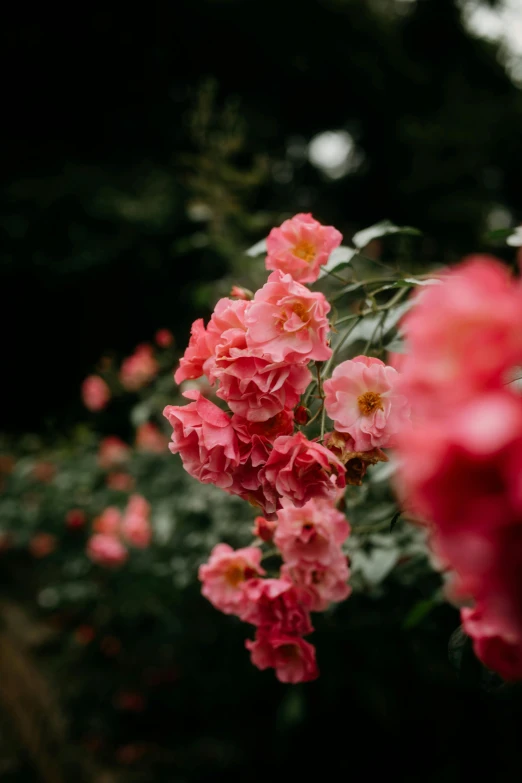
[241, 578, 313, 636]
[121, 513, 152, 548]
[230, 285, 253, 300]
[253, 516, 277, 542]
[282, 555, 351, 612]
[163, 391, 240, 489]
[266, 213, 342, 284]
[87, 534, 128, 568]
[273, 498, 350, 567]
[120, 344, 159, 391]
[215, 353, 311, 422]
[324, 355, 410, 451]
[93, 507, 122, 536]
[246, 631, 318, 683]
[98, 436, 131, 469]
[82, 375, 110, 411]
[246, 271, 332, 363]
[198, 543, 265, 615]
[260, 432, 346, 508]
[135, 422, 169, 453]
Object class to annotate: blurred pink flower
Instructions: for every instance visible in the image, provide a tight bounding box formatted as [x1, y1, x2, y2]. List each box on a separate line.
[120, 344, 159, 391]
[135, 422, 169, 453]
[282, 555, 351, 612]
[106, 472, 135, 492]
[65, 508, 87, 530]
[82, 375, 110, 411]
[98, 436, 131, 469]
[121, 494, 152, 548]
[87, 533, 128, 568]
[155, 328, 174, 347]
[266, 213, 342, 284]
[93, 506, 122, 536]
[29, 533, 57, 558]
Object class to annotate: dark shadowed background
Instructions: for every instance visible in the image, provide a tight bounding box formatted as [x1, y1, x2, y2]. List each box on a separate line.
[1, 1, 522, 780]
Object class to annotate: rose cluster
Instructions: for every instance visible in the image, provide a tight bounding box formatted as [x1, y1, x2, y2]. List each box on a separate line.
[395, 255, 522, 680]
[87, 494, 152, 567]
[199, 498, 351, 683]
[165, 214, 411, 681]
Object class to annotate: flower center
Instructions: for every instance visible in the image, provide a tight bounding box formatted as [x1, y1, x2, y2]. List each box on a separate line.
[357, 391, 384, 416]
[278, 643, 300, 662]
[292, 241, 316, 264]
[225, 563, 245, 587]
[292, 302, 309, 322]
[252, 411, 288, 438]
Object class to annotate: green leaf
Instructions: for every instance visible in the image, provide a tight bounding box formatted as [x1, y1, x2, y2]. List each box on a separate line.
[246, 238, 267, 257]
[403, 598, 437, 629]
[318, 246, 357, 278]
[400, 277, 442, 287]
[352, 220, 422, 249]
[385, 336, 406, 353]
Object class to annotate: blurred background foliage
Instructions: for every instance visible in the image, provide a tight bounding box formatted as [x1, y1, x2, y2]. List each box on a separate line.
[1, 0, 522, 779]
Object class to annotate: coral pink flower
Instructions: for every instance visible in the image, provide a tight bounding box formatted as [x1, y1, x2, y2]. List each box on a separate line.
[273, 498, 350, 567]
[266, 213, 342, 284]
[135, 422, 169, 453]
[241, 578, 313, 636]
[324, 355, 410, 451]
[93, 506, 122, 536]
[282, 555, 351, 611]
[87, 534, 128, 568]
[215, 354, 311, 422]
[198, 543, 265, 615]
[260, 432, 346, 508]
[174, 299, 250, 384]
[82, 375, 110, 411]
[163, 391, 240, 489]
[98, 436, 131, 469]
[246, 631, 318, 683]
[246, 271, 332, 363]
[174, 318, 215, 384]
[461, 605, 522, 681]
[400, 256, 522, 413]
[120, 344, 159, 391]
[155, 328, 174, 347]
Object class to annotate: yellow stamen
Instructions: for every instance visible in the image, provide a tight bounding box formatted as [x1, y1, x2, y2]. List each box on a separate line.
[357, 391, 384, 416]
[292, 241, 316, 264]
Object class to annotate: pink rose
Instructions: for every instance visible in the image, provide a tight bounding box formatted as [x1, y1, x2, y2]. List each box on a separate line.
[215, 353, 311, 422]
[324, 355, 410, 451]
[282, 555, 351, 612]
[82, 375, 110, 411]
[246, 271, 332, 363]
[246, 631, 319, 683]
[273, 498, 350, 567]
[120, 344, 159, 391]
[462, 605, 522, 681]
[121, 513, 152, 548]
[135, 422, 169, 453]
[241, 578, 313, 636]
[175, 299, 250, 385]
[260, 432, 346, 508]
[163, 391, 240, 489]
[266, 213, 342, 284]
[87, 534, 128, 568]
[198, 543, 265, 615]
[98, 436, 131, 469]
